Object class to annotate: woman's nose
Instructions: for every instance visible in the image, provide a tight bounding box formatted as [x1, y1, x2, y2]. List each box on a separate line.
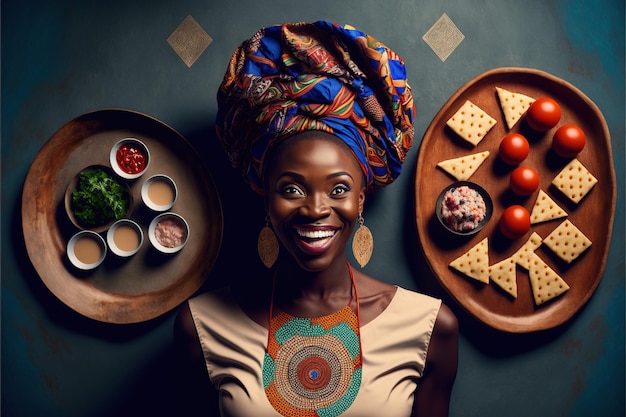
[299, 193, 331, 218]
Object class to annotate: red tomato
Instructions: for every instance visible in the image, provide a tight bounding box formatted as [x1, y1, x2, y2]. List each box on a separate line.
[552, 124, 586, 157]
[510, 166, 540, 196]
[498, 133, 530, 165]
[526, 97, 561, 131]
[499, 205, 531, 239]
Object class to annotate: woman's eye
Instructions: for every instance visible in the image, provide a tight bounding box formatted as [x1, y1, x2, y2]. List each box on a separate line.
[331, 184, 350, 196]
[281, 184, 304, 196]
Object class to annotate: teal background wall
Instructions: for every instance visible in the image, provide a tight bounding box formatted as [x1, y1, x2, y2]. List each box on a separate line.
[2, 0, 624, 416]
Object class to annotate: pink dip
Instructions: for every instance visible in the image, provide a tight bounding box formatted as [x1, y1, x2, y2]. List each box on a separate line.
[155, 217, 187, 248]
[440, 185, 487, 232]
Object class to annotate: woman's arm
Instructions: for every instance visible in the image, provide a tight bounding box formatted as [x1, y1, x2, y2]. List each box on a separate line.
[173, 303, 219, 416]
[411, 303, 459, 417]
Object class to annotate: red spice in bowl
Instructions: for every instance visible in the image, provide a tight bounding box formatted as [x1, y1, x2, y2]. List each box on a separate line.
[109, 138, 150, 180]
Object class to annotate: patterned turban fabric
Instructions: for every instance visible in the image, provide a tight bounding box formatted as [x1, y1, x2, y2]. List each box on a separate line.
[216, 20, 415, 194]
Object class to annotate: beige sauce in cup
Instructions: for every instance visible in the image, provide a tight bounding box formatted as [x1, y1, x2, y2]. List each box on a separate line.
[148, 179, 175, 206]
[74, 235, 103, 264]
[113, 224, 140, 252]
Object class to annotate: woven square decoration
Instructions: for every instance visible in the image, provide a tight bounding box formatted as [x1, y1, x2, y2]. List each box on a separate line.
[422, 13, 465, 62]
[167, 15, 212, 67]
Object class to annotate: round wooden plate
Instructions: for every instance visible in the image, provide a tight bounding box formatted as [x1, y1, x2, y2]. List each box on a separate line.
[22, 109, 223, 324]
[414, 68, 616, 333]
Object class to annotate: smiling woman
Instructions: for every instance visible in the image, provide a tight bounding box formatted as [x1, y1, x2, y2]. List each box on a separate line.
[174, 20, 458, 417]
[265, 132, 364, 271]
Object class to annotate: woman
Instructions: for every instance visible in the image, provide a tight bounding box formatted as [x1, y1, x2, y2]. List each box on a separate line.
[175, 21, 458, 417]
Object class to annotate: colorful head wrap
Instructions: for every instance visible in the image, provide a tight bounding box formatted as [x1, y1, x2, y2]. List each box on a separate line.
[216, 21, 415, 194]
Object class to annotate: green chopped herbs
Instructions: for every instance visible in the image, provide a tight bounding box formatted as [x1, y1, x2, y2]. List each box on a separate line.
[71, 168, 130, 227]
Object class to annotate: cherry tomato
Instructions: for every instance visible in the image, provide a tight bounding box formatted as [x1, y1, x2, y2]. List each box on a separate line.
[510, 166, 540, 196]
[498, 133, 530, 165]
[526, 97, 561, 131]
[552, 124, 586, 158]
[499, 205, 531, 239]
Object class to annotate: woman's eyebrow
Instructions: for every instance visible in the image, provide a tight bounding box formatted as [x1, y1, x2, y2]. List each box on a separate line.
[327, 171, 354, 180]
[276, 171, 354, 181]
[276, 171, 303, 181]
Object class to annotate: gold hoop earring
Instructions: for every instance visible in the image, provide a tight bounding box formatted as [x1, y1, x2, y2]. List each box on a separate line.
[352, 213, 373, 268]
[258, 217, 279, 269]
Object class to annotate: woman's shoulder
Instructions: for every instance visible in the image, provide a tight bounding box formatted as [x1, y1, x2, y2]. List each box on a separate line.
[185, 281, 272, 330]
[175, 287, 232, 337]
[391, 287, 457, 337]
[431, 302, 459, 349]
[188, 285, 233, 305]
[355, 270, 441, 308]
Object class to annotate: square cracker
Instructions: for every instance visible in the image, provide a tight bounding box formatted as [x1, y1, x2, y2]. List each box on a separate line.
[551, 158, 598, 204]
[446, 100, 497, 146]
[543, 219, 592, 264]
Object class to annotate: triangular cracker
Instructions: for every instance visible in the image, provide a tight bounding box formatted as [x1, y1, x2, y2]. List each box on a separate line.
[530, 190, 568, 224]
[495, 87, 536, 129]
[543, 219, 592, 264]
[489, 257, 517, 298]
[551, 158, 598, 204]
[446, 100, 497, 146]
[436, 151, 490, 181]
[449, 238, 490, 284]
[528, 253, 570, 305]
[511, 232, 543, 270]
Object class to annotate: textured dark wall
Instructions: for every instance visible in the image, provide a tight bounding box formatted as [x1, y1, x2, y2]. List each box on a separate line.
[2, 0, 624, 416]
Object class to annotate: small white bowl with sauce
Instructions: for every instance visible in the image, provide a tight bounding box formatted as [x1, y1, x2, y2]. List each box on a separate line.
[67, 230, 107, 270]
[148, 212, 189, 254]
[106, 219, 144, 257]
[141, 174, 178, 212]
[110, 138, 150, 180]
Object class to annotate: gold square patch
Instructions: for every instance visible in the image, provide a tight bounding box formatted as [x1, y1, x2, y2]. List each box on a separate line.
[422, 13, 465, 62]
[167, 15, 212, 67]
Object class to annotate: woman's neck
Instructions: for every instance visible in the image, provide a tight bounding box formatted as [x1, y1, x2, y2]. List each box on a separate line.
[273, 257, 354, 306]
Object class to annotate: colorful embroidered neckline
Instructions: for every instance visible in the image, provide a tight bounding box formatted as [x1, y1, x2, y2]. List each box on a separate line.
[263, 263, 362, 417]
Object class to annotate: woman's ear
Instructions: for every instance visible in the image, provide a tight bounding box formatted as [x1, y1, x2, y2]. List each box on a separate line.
[358, 187, 366, 214]
[263, 194, 270, 214]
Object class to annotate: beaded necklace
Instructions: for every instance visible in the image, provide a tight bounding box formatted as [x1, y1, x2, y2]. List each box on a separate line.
[263, 262, 362, 417]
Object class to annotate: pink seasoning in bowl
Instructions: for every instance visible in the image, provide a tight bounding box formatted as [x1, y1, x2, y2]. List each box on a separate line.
[440, 185, 487, 232]
[154, 217, 187, 248]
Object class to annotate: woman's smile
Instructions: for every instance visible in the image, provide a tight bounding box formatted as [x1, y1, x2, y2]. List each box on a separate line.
[293, 226, 340, 255]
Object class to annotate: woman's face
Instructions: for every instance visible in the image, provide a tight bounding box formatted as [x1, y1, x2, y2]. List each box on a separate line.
[265, 133, 365, 272]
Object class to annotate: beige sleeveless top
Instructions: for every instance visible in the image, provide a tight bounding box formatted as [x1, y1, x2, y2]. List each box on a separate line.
[188, 286, 441, 417]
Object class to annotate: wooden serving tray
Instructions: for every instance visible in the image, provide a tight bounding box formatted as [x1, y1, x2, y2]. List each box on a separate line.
[414, 68, 616, 333]
[22, 109, 223, 324]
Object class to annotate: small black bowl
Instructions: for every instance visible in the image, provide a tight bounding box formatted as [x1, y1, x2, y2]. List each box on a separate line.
[436, 181, 493, 236]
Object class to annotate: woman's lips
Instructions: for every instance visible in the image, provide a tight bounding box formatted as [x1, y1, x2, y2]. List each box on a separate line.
[293, 227, 338, 255]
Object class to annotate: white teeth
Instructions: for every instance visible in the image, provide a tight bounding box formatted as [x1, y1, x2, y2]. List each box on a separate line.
[297, 229, 336, 239]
